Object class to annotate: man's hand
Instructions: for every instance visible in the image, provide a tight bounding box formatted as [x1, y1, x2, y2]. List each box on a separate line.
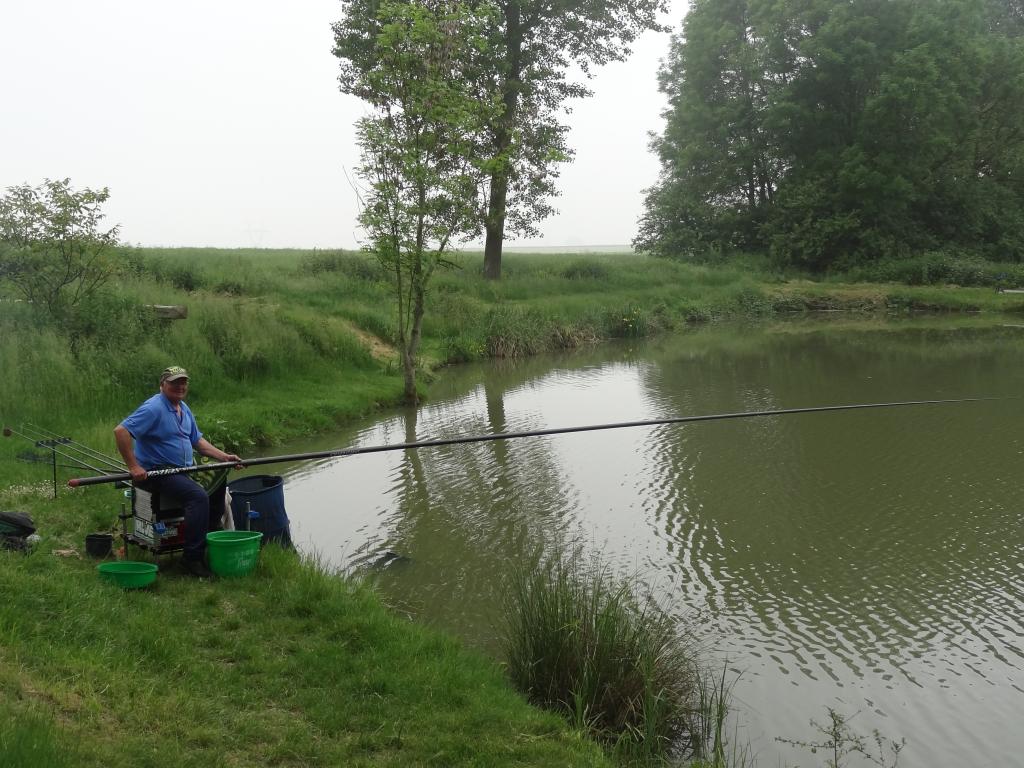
[128, 465, 147, 482]
[195, 438, 245, 469]
[224, 453, 245, 469]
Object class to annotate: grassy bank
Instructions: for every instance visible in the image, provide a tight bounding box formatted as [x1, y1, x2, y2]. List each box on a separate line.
[4, 248, 1022, 452]
[0, 249, 720, 767]
[0, 503, 609, 767]
[1, 249, 1014, 766]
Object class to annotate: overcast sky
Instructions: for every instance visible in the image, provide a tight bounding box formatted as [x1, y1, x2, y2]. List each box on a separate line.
[0, 0, 686, 250]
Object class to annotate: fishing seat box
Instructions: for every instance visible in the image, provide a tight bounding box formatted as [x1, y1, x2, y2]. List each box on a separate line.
[130, 487, 186, 550]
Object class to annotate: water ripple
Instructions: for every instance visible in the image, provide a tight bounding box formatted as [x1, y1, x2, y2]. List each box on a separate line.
[284, 327, 1024, 768]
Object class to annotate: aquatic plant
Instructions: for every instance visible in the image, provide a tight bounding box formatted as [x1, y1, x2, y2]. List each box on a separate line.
[502, 554, 727, 763]
[777, 707, 906, 768]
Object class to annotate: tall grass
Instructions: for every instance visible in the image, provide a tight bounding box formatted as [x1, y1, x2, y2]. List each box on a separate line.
[502, 555, 704, 764]
[688, 665, 755, 768]
[0, 256, 379, 437]
[4, 247, 1020, 448]
[0, 708, 69, 768]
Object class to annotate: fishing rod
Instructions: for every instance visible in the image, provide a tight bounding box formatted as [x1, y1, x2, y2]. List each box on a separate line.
[23, 422, 126, 468]
[66, 397, 996, 488]
[3, 424, 122, 478]
[4, 423, 130, 498]
[19, 423, 126, 473]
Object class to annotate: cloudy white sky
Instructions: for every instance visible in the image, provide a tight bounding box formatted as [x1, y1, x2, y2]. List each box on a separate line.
[1, 0, 686, 250]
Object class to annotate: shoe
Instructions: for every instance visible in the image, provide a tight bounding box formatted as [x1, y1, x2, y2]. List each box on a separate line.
[182, 558, 215, 579]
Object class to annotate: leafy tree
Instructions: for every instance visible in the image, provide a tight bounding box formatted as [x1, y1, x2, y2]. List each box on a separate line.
[350, 0, 501, 403]
[635, 0, 797, 261]
[335, 0, 667, 280]
[639, 0, 1024, 271]
[769, 0, 1024, 268]
[0, 179, 121, 320]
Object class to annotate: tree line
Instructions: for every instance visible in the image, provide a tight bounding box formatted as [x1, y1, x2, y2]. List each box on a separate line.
[636, 0, 1024, 271]
[13, 0, 1020, 404]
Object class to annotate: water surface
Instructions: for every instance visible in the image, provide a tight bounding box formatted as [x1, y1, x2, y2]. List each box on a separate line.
[274, 317, 1024, 767]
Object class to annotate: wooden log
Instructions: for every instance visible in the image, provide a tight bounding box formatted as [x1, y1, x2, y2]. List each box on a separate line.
[146, 304, 188, 319]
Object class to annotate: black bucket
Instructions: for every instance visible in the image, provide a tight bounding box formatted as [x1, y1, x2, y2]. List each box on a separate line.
[85, 533, 113, 558]
[227, 475, 292, 546]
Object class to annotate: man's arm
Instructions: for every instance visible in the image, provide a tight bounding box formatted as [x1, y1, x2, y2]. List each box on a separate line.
[114, 424, 148, 482]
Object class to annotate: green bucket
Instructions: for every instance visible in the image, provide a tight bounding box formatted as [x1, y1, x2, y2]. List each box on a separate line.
[98, 561, 158, 589]
[206, 530, 264, 577]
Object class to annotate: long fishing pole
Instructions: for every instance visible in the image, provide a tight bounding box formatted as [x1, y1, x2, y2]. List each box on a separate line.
[3, 424, 122, 478]
[65, 397, 996, 488]
[20, 423, 126, 473]
[23, 422, 125, 467]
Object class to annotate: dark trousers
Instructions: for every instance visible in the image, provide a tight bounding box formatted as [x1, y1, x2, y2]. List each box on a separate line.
[141, 474, 225, 561]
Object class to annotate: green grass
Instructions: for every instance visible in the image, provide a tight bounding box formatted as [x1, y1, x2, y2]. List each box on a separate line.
[0, 247, 1002, 766]
[5, 248, 1015, 440]
[0, 487, 610, 767]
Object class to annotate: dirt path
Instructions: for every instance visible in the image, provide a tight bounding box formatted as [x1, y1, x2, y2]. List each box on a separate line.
[342, 320, 395, 363]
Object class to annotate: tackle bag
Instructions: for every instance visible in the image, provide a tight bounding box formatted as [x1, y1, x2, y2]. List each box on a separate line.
[0, 511, 35, 537]
[0, 511, 36, 552]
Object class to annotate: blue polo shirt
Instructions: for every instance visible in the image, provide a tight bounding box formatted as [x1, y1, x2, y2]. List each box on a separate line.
[120, 393, 203, 469]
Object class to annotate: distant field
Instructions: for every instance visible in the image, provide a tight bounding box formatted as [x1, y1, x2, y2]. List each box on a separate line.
[460, 244, 635, 254]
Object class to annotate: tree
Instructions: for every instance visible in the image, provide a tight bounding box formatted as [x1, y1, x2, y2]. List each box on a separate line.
[349, 0, 501, 403]
[0, 178, 121, 320]
[635, 0, 796, 260]
[335, 0, 667, 280]
[638, 0, 1024, 270]
[768, 0, 1024, 267]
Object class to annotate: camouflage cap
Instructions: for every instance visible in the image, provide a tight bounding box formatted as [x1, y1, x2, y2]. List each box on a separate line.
[159, 366, 189, 384]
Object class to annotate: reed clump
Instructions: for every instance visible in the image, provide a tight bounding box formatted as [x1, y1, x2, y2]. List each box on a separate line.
[502, 555, 711, 764]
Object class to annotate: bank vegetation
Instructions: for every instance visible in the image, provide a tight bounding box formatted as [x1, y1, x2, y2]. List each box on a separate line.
[0, 246, 1014, 766]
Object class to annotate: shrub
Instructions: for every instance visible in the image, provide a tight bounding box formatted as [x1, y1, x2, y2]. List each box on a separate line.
[842, 250, 1024, 288]
[299, 250, 383, 281]
[63, 292, 154, 353]
[484, 305, 551, 357]
[167, 264, 204, 292]
[0, 179, 121, 322]
[561, 259, 610, 280]
[502, 555, 699, 762]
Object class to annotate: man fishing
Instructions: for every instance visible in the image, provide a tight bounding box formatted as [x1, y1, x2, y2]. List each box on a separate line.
[114, 366, 243, 578]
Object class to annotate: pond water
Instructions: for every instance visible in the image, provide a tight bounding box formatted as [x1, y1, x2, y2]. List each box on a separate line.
[269, 316, 1024, 767]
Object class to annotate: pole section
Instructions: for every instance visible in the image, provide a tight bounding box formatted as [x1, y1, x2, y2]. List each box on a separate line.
[65, 397, 998, 488]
